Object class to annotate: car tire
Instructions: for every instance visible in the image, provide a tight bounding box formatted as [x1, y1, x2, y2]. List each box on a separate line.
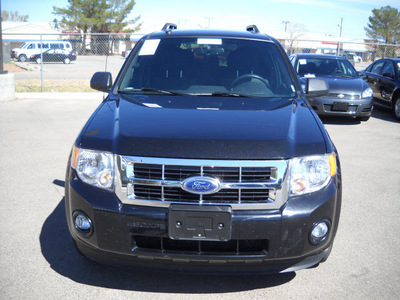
[36, 58, 42, 64]
[18, 55, 27, 62]
[393, 96, 400, 121]
[64, 58, 71, 64]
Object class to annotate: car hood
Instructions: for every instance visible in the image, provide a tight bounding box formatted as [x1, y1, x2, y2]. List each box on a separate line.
[77, 95, 330, 160]
[301, 76, 368, 95]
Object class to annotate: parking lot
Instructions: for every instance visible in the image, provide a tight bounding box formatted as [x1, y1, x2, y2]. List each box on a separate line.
[0, 95, 399, 299]
[13, 56, 126, 80]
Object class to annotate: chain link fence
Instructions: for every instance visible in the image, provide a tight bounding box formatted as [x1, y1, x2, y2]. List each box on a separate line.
[280, 38, 400, 62]
[3, 33, 400, 92]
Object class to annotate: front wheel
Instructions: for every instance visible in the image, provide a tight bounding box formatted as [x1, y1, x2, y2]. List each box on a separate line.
[64, 57, 71, 64]
[36, 57, 42, 64]
[18, 55, 27, 62]
[393, 96, 400, 121]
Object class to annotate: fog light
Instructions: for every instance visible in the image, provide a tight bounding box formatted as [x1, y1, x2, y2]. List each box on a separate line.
[309, 219, 330, 245]
[73, 211, 93, 237]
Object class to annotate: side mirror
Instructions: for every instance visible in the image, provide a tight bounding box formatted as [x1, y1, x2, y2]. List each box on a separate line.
[305, 78, 329, 98]
[90, 72, 113, 93]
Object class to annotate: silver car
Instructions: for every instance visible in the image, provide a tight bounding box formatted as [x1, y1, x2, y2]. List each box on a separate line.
[290, 53, 373, 121]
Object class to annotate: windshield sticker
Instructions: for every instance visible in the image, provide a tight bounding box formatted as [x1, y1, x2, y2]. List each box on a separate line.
[304, 74, 316, 78]
[291, 85, 296, 92]
[299, 59, 307, 65]
[139, 39, 161, 56]
[197, 38, 222, 45]
[397, 62, 400, 69]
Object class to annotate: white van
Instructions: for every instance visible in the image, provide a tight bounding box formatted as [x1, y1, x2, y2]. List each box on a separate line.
[11, 41, 73, 62]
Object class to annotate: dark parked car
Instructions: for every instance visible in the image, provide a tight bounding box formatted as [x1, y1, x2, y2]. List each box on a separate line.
[30, 49, 77, 64]
[65, 24, 342, 274]
[290, 53, 373, 121]
[359, 58, 400, 120]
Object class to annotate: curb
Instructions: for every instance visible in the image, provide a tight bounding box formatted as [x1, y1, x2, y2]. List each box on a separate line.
[15, 92, 106, 100]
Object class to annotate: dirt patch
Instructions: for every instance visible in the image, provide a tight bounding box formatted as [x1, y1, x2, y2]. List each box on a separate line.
[3, 63, 26, 73]
[16, 79, 94, 92]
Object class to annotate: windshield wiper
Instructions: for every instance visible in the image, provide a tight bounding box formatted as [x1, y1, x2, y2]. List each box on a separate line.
[210, 92, 250, 98]
[118, 87, 188, 96]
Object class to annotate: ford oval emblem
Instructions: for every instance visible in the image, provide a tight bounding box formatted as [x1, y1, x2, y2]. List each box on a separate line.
[181, 176, 221, 195]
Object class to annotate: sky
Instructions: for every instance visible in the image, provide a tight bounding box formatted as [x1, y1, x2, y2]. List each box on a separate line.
[2, 0, 400, 40]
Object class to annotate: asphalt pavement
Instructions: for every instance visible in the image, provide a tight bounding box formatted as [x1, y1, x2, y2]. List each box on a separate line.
[0, 93, 399, 299]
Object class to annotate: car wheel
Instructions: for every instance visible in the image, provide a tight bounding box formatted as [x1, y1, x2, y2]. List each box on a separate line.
[393, 96, 400, 121]
[18, 55, 27, 62]
[36, 58, 42, 64]
[64, 58, 71, 64]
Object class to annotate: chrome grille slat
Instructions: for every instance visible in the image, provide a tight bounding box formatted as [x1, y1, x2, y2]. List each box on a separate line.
[116, 156, 289, 210]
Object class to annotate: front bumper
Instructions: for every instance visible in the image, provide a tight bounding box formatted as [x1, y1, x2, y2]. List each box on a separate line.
[307, 96, 373, 117]
[65, 172, 341, 274]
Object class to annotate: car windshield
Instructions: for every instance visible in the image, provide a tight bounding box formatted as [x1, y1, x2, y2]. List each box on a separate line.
[295, 57, 358, 78]
[119, 37, 297, 98]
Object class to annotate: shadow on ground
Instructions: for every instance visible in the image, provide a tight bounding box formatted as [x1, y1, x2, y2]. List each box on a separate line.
[320, 105, 398, 125]
[40, 183, 295, 293]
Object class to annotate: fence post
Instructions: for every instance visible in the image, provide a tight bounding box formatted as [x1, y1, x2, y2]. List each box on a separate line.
[40, 34, 43, 92]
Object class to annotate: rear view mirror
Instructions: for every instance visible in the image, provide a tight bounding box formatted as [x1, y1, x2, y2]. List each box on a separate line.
[305, 78, 329, 98]
[90, 72, 113, 93]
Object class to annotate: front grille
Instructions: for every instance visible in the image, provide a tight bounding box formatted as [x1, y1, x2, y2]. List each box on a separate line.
[327, 93, 360, 100]
[128, 163, 274, 204]
[117, 156, 288, 209]
[133, 235, 269, 256]
[133, 164, 273, 182]
[323, 104, 357, 112]
[134, 186, 270, 204]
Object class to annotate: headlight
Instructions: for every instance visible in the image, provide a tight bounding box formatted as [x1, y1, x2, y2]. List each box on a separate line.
[289, 153, 337, 195]
[362, 87, 373, 98]
[71, 146, 114, 190]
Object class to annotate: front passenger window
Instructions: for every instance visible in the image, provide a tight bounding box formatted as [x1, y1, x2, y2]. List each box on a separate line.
[381, 62, 395, 78]
[371, 61, 385, 74]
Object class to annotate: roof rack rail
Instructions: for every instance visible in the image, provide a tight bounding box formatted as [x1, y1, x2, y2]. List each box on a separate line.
[162, 23, 178, 31]
[246, 25, 260, 34]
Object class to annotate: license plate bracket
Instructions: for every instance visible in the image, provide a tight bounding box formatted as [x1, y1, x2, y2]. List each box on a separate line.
[332, 102, 349, 111]
[168, 205, 232, 241]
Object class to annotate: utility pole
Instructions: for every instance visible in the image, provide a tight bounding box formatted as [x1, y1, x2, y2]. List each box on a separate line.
[336, 17, 343, 55]
[178, 19, 189, 28]
[205, 17, 214, 29]
[282, 20, 290, 33]
[0, 0, 8, 74]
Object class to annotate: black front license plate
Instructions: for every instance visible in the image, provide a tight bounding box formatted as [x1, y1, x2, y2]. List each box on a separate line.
[169, 205, 232, 241]
[332, 102, 349, 111]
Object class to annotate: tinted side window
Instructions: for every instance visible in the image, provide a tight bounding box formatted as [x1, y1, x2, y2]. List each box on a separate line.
[27, 43, 35, 49]
[381, 62, 395, 78]
[39, 43, 49, 49]
[371, 61, 385, 75]
[50, 43, 62, 49]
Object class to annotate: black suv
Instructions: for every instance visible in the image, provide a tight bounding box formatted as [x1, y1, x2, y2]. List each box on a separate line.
[65, 24, 342, 274]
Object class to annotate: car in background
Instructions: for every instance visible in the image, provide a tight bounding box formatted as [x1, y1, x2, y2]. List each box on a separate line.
[122, 49, 131, 58]
[290, 53, 373, 121]
[342, 53, 362, 63]
[11, 40, 73, 62]
[359, 58, 400, 120]
[30, 49, 77, 64]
